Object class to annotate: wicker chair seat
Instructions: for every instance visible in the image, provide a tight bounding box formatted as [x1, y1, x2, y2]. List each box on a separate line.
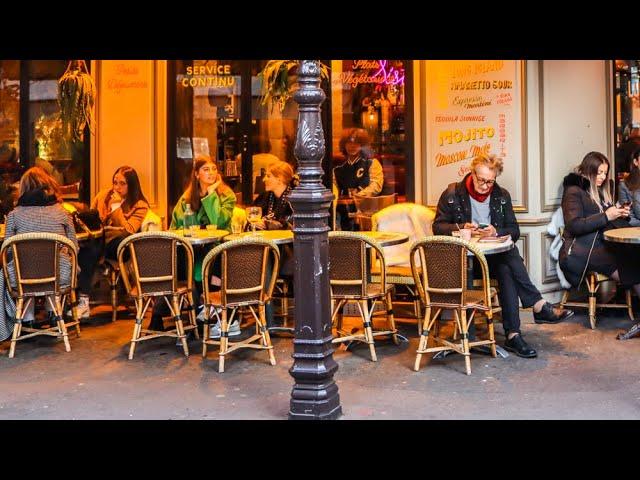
[463, 288, 497, 311]
[206, 290, 267, 308]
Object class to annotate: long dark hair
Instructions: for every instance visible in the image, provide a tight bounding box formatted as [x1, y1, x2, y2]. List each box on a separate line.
[113, 166, 148, 210]
[624, 146, 640, 192]
[575, 151, 613, 210]
[185, 156, 228, 212]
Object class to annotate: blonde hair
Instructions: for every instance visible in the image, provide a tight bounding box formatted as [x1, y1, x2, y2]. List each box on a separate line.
[19, 166, 62, 201]
[267, 159, 296, 187]
[471, 154, 504, 176]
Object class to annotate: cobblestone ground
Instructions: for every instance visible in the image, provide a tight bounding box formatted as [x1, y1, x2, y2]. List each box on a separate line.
[1, 300, 640, 420]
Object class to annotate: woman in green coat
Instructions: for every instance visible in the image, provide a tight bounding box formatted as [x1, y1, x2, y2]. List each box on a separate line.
[150, 156, 236, 333]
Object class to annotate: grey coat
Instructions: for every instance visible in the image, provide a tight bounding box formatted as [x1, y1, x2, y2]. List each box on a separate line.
[0, 204, 78, 341]
[617, 180, 640, 227]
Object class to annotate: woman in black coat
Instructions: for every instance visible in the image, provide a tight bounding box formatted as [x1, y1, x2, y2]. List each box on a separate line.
[560, 151, 640, 297]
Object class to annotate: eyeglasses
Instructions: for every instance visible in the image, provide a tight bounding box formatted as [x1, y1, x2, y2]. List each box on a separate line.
[113, 180, 127, 187]
[473, 173, 496, 187]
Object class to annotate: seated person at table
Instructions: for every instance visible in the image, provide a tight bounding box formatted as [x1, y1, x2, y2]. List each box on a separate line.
[252, 159, 296, 232]
[249, 160, 298, 329]
[76, 166, 149, 319]
[149, 156, 235, 334]
[332, 128, 384, 231]
[560, 151, 640, 299]
[0, 167, 78, 341]
[617, 145, 640, 227]
[433, 154, 573, 358]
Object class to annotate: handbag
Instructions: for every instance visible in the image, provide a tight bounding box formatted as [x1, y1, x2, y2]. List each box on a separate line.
[562, 230, 598, 289]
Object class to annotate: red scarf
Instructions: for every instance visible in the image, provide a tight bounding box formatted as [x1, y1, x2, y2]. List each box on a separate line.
[465, 174, 493, 202]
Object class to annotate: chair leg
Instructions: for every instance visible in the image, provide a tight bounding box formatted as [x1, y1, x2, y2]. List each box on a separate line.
[386, 291, 399, 345]
[414, 298, 423, 335]
[186, 291, 199, 340]
[588, 275, 597, 330]
[8, 298, 24, 359]
[173, 295, 189, 356]
[459, 309, 471, 375]
[487, 313, 497, 358]
[202, 315, 210, 358]
[560, 289, 570, 309]
[51, 296, 71, 352]
[260, 304, 276, 366]
[110, 269, 119, 322]
[361, 300, 377, 362]
[626, 289, 634, 321]
[128, 299, 143, 360]
[68, 290, 81, 337]
[219, 308, 228, 373]
[414, 306, 431, 371]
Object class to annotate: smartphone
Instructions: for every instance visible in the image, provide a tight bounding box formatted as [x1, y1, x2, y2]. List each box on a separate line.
[478, 223, 490, 229]
[622, 201, 632, 208]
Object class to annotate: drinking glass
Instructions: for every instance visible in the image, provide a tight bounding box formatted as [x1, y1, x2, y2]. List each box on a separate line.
[246, 206, 262, 233]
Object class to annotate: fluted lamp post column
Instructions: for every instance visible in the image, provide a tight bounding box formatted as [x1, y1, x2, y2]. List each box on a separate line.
[288, 60, 342, 420]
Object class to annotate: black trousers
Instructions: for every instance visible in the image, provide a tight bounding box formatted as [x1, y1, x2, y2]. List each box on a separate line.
[476, 247, 543, 336]
[77, 236, 125, 296]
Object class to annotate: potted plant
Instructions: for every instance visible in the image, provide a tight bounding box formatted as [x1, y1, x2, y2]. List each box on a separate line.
[258, 60, 330, 113]
[57, 60, 96, 143]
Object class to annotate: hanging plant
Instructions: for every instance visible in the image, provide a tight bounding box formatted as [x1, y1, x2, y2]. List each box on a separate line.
[57, 60, 96, 143]
[258, 60, 330, 113]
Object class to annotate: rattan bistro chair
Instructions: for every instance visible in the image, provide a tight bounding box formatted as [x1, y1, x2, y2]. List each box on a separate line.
[1, 233, 81, 358]
[328, 231, 399, 362]
[117, 231, 198, 359]
[201, 237, 280, 373]
[410, 236, 496, 375]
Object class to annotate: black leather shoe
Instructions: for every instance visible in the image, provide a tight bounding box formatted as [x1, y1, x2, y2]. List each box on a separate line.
[503, 334, 537, 358]
[533, 302, 574, 324]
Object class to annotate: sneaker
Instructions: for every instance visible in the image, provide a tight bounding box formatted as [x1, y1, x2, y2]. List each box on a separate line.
[533, 302, 574, 324]
[75, 295, 91, 319]
[208, 319, 241, 339]
[503, 334, 537, 358]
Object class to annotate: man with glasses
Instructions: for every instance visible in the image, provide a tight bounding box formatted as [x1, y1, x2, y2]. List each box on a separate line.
[432, 154, 573, 358]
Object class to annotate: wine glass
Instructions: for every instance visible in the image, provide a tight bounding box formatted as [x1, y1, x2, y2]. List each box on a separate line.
[245, 206, 262, 233]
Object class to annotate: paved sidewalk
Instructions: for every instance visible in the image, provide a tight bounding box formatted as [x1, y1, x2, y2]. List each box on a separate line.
[1, 306, 639, 419]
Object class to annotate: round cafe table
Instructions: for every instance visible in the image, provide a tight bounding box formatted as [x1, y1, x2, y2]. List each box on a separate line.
[604, 227, 640, 244]
[604, 227, 640, 340]
[171, 228, 229, 245]
[223, 229, 293, 245]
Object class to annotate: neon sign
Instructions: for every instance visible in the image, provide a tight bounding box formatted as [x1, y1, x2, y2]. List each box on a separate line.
[372, 60, 405, 86]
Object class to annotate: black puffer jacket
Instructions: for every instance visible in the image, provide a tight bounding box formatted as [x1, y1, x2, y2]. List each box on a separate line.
[559, 172, 628, 286]
[432, 173, 520, 241]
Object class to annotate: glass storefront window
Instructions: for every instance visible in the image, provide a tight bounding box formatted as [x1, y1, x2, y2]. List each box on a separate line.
[330, 60, 409, 202]
[0, 60, 91, 218]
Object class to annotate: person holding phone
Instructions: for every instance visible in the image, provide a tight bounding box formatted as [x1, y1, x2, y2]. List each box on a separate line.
[617, 145, 640, 227]
[560, 152, 640, 302]
[433, 154, 574, 358]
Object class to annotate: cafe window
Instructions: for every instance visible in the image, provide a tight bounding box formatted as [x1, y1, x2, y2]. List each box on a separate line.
[168, 60, 312, 217]
[0, 60, 91, 219]
[329, 60, 413, 202]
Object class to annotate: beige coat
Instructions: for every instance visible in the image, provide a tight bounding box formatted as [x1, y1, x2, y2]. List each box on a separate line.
[92, 188, 149, 244]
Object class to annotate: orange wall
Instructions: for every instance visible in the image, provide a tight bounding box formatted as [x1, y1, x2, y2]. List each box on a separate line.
[94, 60, 166, 220]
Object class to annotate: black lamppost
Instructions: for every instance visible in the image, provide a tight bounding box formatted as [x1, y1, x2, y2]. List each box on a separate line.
[288, 60, 342, 420]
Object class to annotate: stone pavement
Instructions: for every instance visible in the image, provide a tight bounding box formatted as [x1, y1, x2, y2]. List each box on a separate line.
[1, 303, 640, 420]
